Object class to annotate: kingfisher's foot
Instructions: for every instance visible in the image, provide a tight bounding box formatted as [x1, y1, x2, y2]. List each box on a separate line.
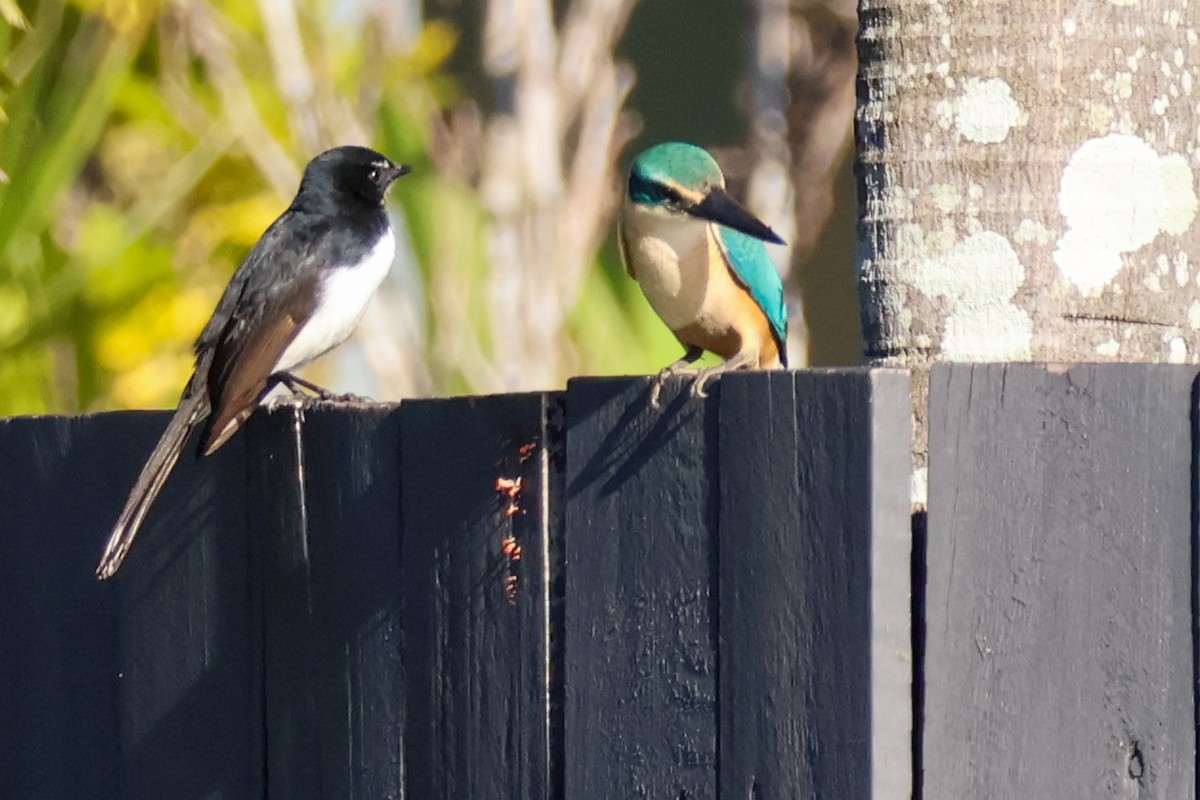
[689, 368, 719, 400]
[688, 352, 758, 399]
[649, 369, 699, 410]
[648, 346, 705, 410]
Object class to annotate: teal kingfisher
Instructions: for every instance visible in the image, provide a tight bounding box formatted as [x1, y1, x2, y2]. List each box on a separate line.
[618, 142, 788, 408]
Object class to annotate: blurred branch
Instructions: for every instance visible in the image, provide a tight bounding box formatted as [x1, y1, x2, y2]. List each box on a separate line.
[255, 0, 320, 153]
[745, 0, 858, 367]
[175, 0, 301, 194]
[781, 0, 856, 255]
[440, 0, 639, 391]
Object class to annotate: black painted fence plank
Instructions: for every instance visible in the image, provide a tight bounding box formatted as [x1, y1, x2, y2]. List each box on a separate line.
[400, 393, 555, 800]
[718, 369, 912, 799]
[924, 364, 1196, 799]
[251, 403, 404, 800]
[0, 412, 257, 800]
[563, 376, 719, 800]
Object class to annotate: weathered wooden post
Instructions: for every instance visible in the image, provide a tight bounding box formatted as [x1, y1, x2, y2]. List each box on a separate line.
[858, 0, 1200, 498]
[857, 2, 1200, 797]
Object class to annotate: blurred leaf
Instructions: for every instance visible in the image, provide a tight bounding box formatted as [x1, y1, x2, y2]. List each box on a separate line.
[67, 0, 162, 34]
[0, 345, 51, 414]
[409, 20, 457, 75]
[0, 281, 28, 344]
[0, 0, 29, 30]
[79, 204, 175, 305]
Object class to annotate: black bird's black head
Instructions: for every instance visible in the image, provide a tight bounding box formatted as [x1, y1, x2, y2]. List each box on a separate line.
[298, 145, 411, 211]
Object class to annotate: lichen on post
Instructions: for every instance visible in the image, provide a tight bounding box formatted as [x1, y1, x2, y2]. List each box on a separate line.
[857, 0, 1200, 503]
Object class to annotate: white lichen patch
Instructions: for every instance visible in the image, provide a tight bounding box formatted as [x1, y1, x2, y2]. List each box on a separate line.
[1106, 0, 1137, 7]
[935, 99, 956, 130]
[955, 78, 1021, 144]
[1095, 339, 1121, 357]
[1159, 154, 1199, 234]
[1168, 337, 1189, 363]
[896, 223, 928, 260]
[1054, 229, 1125, 295]
[929, 183, 961, 213]
[1188, 300, 1200, 329]
[943, 304, 1034, 360]
[1088, 102, 1115, 133]
[913, 231, 1033, 360]
[1054, 134, 1199, 295]
[1174, 251, 1192, 286]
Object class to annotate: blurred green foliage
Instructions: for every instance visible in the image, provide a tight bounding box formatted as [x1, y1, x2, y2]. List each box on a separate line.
[0, 0, 685, 415]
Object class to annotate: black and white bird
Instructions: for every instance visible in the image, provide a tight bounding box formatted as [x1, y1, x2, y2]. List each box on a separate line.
[95, 145, 410, 580]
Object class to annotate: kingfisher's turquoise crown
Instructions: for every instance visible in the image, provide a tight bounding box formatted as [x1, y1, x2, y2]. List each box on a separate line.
[628, 142, 724, 205]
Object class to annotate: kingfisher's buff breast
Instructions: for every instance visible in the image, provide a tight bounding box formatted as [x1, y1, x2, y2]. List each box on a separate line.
[620, 203, 711, 330]
[620, 204, 781, 367]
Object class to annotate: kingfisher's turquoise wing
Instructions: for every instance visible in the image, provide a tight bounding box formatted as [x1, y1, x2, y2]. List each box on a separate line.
[715, 226, 788, 361]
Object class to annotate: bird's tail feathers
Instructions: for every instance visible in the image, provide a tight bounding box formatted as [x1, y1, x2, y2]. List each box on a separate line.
[95, 390, 208, 580]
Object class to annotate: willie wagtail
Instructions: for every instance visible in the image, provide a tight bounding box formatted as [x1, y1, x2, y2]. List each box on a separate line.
[95, 145, 410, 580]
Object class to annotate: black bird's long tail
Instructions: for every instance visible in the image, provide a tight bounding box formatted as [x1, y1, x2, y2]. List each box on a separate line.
[95, 382, 210, 580]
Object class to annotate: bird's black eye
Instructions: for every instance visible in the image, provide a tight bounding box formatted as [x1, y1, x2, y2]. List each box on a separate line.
[660, 186, 684, 208]
[630, 173, 684, 209]
[368, 168, 380, 182]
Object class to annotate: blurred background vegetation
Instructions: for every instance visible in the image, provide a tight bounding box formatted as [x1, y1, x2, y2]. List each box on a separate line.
[0, 0, 859, 416]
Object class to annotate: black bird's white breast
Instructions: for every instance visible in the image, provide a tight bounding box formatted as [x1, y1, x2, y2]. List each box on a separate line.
[274, 226, 396, 372]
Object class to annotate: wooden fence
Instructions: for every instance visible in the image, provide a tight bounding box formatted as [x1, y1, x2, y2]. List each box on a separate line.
[0, 365, 1194, 799]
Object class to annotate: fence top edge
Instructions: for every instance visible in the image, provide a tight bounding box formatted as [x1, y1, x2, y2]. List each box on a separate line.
[929, 361, 1200, 378]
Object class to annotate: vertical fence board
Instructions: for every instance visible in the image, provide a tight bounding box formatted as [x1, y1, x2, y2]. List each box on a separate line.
[924, 364, 1196, 799]
[563, 376, 719, 799]
[400, 393, 555, 800]
[251, 403, 404, 800]
[0, 412, 257, 800]
[717, 369, 912, 799]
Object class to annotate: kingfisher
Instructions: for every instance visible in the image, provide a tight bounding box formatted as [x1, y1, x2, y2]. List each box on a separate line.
[618, 142, 788, 408]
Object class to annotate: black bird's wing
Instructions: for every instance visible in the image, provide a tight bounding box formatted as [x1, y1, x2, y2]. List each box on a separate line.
[197, 210, 326, 455]
[95, 211, 325, 579]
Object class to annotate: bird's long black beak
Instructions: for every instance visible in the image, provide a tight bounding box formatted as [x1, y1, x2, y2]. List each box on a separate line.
[686, 187, 785, 245]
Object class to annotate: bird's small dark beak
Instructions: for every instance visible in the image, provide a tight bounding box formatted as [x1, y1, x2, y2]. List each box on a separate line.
[686, 187, 785, 245]
[389, 163, 413, 183]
